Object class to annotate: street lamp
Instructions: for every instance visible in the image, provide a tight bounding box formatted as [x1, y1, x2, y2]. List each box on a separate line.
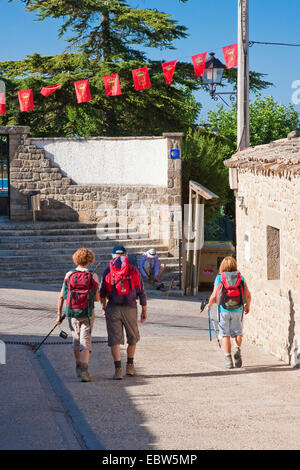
[202, 52, 236, 103]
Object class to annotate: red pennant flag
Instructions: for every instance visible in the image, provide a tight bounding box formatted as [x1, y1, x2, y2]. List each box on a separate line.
[132, 67, 151, 91]
[191, 52, 207, 77]
[103, 74, 122, 97]
[0, 92, 6, 115]
[40, 84, 62, 97]
[18, 89, 34, 112]
[222, 44, 238, 68]
[74, 79, 92, 103]
[162, 60, 177, 85]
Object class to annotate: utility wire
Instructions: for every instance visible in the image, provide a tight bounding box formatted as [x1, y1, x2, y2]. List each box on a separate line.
[249, 41, 300, 47]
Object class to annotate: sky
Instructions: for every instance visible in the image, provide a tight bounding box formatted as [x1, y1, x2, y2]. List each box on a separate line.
[1, 0, 300, 119]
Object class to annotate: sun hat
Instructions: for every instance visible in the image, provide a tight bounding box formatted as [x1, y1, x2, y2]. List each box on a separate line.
[146, 248, 157, 258]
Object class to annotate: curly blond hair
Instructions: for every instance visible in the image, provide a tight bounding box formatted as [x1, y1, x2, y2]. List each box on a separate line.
[219, 256, 237, 273]
[72, 248, 95, 267]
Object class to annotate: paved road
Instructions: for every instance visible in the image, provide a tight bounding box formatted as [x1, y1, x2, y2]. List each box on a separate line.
[1, 283, 300, 450]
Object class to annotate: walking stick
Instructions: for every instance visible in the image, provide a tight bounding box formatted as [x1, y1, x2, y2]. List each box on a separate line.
[34, 314, 66, 353]
[211, 317, 222, 349]
[208, 309, 212, 342]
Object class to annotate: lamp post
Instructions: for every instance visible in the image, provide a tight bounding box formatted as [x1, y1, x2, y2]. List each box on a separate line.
[237, 0, 249, 150]
[202, 52, 236, 103]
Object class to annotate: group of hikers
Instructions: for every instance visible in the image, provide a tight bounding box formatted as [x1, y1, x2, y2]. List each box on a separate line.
[56, 245, 251, 382]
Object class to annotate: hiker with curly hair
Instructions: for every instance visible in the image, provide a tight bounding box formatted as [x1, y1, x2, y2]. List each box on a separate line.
[206, 256, 251, 369]
[56, 248, 100, 382]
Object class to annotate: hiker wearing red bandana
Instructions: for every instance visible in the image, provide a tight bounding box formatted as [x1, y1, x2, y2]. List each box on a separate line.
[100, 245, 147, 380]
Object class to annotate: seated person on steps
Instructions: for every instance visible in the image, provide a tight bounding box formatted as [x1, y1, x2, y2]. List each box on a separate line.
[139, 248, 166, 283]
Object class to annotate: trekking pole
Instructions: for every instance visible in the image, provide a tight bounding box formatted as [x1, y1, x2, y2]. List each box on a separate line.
[200, 298, 208, 313]
[208, 309, 212, 342]
[34, 314, 66, 353]
[211, 316, 221, 349]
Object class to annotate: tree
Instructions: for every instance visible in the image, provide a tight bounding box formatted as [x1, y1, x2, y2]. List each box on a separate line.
[5, 0, 273, 137]
[182, 128, 232, 209]
[205, 94, 299, 147]
[14, 0, 189, 61]
[4, 0, 202, 136]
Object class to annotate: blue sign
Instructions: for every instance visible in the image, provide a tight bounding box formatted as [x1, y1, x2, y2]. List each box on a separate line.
[170, 149, 180, 159]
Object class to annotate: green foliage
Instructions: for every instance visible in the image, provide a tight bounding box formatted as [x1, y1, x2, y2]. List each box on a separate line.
[205, 94, 299, 147]
[250, 95, 299, 145]
[182, 129, 232, 212]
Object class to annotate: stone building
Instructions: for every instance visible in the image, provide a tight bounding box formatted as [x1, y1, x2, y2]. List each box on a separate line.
[225, 131, 300, 366]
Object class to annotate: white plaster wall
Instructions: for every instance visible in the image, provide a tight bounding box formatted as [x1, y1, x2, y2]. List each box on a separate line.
[33, 138, 168, 187]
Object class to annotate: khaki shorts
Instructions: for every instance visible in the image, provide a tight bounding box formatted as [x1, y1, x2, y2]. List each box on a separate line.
[68, 314, 95, 352]
[105, 304, 140, 347]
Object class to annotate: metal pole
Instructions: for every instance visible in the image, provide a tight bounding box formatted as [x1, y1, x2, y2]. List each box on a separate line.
[237, 0, 250, 151]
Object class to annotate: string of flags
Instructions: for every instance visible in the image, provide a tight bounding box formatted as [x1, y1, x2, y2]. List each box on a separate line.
[0, 44, 237, 114]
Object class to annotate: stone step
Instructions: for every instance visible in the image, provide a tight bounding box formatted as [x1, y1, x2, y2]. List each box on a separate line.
[0, 245, 169, 258]
[0, 247, 171, 261]
[0, 221, 181, 293]
[0, 238, 162, 250]
[0, 232, 149, 243]
[0, 227, 140, 237]
[0, 264, 180, 278]
[2, 256, 179, 269]
[0, 222, 99, 230]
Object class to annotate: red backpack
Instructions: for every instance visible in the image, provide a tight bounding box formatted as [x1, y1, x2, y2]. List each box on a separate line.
[104, 256, 141, 296]
[65, 270, 98, 317]
[216, 271, 246, 311]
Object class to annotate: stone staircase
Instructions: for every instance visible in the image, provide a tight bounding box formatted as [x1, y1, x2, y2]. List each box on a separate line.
[0, 221, 183, 296]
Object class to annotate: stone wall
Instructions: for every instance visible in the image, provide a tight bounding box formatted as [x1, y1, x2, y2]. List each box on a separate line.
[8, 129, 183, 255]
[235, 170, 300, 366]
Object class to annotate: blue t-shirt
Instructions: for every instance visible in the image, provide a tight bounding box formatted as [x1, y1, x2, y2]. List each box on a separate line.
[214, 273, 246, 313]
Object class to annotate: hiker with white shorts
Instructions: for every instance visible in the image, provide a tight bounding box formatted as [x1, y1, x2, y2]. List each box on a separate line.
[205, 256, 251, 369]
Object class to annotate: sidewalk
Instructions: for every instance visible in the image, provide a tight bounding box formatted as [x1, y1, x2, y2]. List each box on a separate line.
[1, 283, 300, 450]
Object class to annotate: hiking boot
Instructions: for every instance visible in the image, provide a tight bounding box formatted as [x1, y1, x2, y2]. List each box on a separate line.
[233, 347, 242, 368]
[126, 362, 137, 376]
[80, 364, 92, 382]
[225, 354, 234, 369]
[76, 363, 82, 378]
[113, 367, 123, 380]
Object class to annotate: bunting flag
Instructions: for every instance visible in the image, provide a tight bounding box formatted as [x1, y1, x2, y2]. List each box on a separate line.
[103, 74, 122, 96]
[18, 89, 34, 112]
[0, 41, 241, 116]
[40, 84, 62, 97]
[132, 67, 151, 91]
[191, 52, 207, 77]
[161, 60, 177, 85]
[74, 79, 92, 103]
[0, 93, 6, 115]
[222, 43, 238, 68]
